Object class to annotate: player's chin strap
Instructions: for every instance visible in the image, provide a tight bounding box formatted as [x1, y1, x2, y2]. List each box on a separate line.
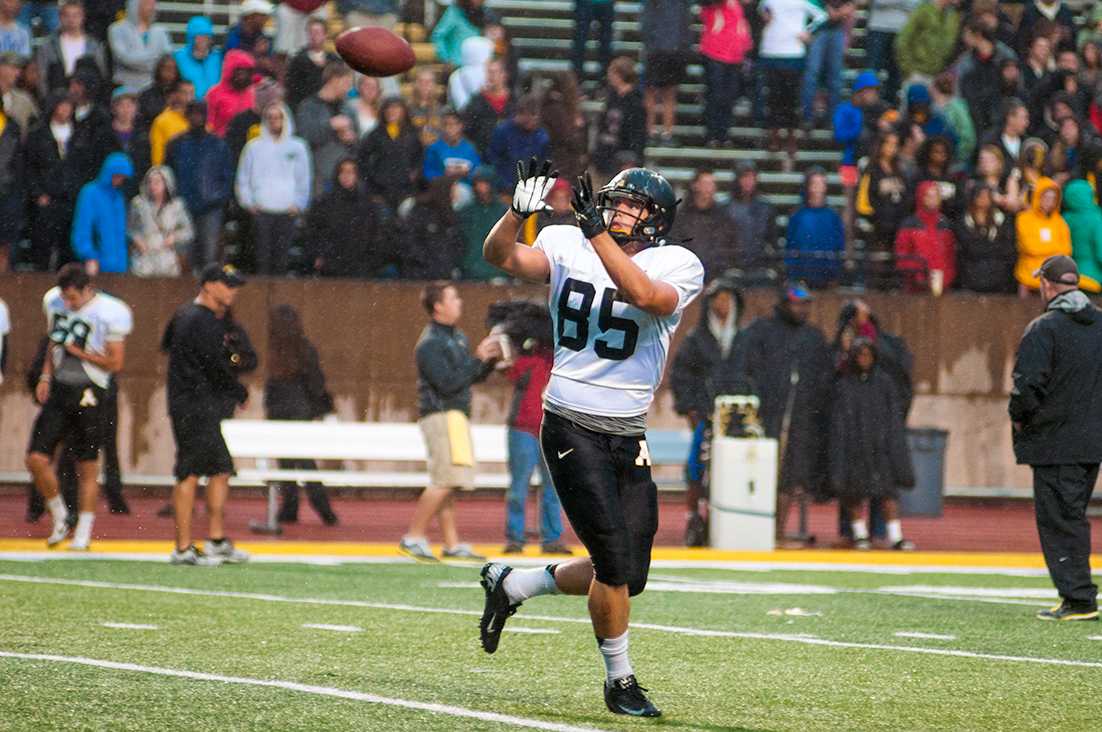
[611, 233, 690, 249]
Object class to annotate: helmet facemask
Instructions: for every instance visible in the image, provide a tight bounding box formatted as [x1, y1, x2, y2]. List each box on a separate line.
[598, 189, 663, 246]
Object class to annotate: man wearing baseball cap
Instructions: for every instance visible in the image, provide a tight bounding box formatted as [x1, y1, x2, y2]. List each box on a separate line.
[161, 262, 254, 565]
[1010, 255, 1102, 621]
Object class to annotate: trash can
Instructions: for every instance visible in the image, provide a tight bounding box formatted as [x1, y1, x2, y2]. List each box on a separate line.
[901, 428, 949, 517]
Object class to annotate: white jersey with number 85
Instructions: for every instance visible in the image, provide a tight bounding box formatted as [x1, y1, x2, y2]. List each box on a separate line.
[534, 225, 704, 417]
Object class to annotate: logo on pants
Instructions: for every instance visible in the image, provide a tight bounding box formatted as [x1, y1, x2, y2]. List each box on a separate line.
[635, 440, 651, 466]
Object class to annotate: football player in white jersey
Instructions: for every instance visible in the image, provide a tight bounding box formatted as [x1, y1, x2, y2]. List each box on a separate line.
[26, 263, 133, 550]
[478, 159, 704, 717]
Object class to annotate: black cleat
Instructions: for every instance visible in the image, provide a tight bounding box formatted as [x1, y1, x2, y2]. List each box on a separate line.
[479, 562, 520, 654]
[604, 675, 661, 717]
[1036, 601, 1099, 621]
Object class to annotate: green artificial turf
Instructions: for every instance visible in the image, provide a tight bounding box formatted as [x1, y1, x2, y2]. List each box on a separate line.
[1, 559, 1100, 731]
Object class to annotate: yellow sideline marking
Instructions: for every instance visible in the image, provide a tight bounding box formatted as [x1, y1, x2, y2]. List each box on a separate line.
[0, 538, 1078, 569]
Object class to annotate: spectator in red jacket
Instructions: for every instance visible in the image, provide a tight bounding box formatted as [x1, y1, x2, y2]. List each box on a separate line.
[502, 329, 568, 555]
[895, 180, 957, 292]
[700, 0, 753, 148]
[205, 50, 257, 137]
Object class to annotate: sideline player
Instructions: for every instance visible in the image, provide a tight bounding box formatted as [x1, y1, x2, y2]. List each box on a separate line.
[26, 263, 133, 550]
[479, 159, 704, 717]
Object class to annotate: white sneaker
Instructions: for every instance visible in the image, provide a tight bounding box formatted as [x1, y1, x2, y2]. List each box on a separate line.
[398, 537, 438, 562]
[68, 539, 90, 551]
[46, 519, 70, 547]
[442, 543, 486, 561]
[170, 545, 223, 566]
[204, 538, 249, 564]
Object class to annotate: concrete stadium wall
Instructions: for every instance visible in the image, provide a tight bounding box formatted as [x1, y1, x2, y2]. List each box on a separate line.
[0, 275, 1042, 491]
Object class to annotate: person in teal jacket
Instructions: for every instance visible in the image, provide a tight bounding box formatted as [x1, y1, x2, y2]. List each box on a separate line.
[1062, 179, 1102, 291]
[71, 153, 134, 275]
[431, 0, 495, 67]
[175, 17, 223, 100]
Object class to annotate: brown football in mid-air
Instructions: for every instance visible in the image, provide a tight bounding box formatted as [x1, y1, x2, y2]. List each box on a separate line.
[335, 26, 416, 77]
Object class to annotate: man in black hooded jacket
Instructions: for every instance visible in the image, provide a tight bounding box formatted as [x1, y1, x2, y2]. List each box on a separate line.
[1010, 255, 1102, 621]
[670, 278, 744, 545]
[730, 286, 832, 544]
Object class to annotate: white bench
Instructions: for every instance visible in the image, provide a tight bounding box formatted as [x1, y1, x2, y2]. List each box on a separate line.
[219, 419, 694, 534]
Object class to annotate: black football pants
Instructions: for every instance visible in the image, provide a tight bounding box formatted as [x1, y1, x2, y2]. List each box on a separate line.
[1032, 463, 1099, 608]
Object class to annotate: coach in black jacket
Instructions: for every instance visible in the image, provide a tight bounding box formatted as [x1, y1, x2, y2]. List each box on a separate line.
[1010, 255, 1102, 621]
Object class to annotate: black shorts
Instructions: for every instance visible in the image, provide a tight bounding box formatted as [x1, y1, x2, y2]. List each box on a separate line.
[170, 404, 235, 480]
[27, 382, 107, 462]
[645, 50, 688, 88]
[540, 411, 658, 595]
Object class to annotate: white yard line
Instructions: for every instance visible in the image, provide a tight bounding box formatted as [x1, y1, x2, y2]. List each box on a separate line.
[302, 623, 362, 633]
[2, 573, 1099, 671]
[441, 579, 1053, 607]
[894, 632, 958, 641]
[504, 627, 561, 635]
[101, 622, 159, 631]
[0, 651, 607, 732]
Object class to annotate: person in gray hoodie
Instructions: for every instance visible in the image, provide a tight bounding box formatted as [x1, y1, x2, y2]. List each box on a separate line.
[129, 165, 194, 277]
[235, 102, 311, 275]
[108, 0, 172, 91]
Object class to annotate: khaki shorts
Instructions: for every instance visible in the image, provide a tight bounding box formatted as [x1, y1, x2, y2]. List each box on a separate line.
[420, 410, 476, 490]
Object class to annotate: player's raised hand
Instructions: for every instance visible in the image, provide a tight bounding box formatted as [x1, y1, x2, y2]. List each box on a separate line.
[571, 172, 606, 239]
[511, 157, 557, 218]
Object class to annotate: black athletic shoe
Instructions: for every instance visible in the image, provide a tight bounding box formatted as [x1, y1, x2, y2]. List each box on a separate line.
[479, 562, 520, 654]
[1036, 601, 1099, 621]
[604, 675, 661, 717]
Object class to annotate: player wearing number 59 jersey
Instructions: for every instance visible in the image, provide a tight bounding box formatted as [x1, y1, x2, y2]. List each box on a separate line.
[478, 159, 703, 718]
[26, 264, 132, 551]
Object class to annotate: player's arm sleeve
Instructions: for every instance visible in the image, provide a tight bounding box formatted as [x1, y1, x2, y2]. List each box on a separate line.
[656, 249, 705, 313]
[106, 303, 134, 341]
[530, 229, 558, 282]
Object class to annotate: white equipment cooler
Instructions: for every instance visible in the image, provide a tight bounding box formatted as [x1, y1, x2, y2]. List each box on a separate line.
[709, 437, 778, 551]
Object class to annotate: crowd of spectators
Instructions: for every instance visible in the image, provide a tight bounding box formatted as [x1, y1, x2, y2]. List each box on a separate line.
[4, 0, 1102, 296]
[0, 0, 558, 278]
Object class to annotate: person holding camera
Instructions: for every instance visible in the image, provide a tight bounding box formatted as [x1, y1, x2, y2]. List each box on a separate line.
[161, 263, 256, 566]
[399, 281, 501, 562]
[491, 302, 570, 556]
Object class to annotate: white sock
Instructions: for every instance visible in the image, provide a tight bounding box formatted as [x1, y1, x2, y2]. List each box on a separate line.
[598, 631, 633, 682]
[47, 496, 67, 522]
[73, 512, 95, 544]
[503, 566, 560, 604]
[887, 519, 903, 544]
[851, 519, 869, 541]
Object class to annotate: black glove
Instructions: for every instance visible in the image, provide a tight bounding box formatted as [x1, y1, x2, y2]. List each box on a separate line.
[571, 173, 606, 239]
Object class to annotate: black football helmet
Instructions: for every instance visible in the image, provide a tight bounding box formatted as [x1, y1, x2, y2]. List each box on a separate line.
[597, 168, 679, 247]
